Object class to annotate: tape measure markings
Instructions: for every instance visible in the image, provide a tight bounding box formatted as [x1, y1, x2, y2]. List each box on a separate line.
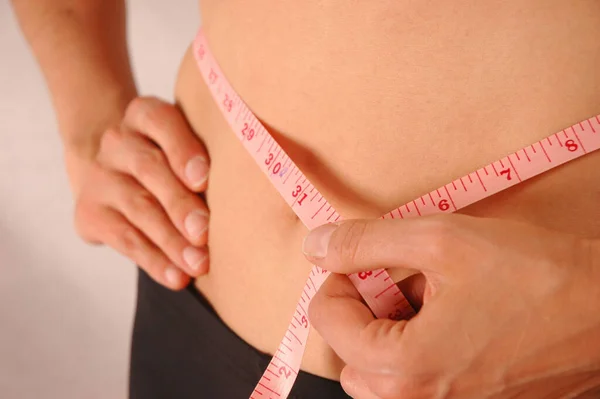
[193, 29, 599, 398]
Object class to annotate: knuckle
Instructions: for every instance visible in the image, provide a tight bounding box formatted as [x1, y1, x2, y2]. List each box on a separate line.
[97, 128, 122, 160]
[125, 97, 168, 128]
[168, 145, 193, 171]
[163, 191, 193, 218]
[125, 97, 149, 119]
[130, 190, 159, 213]
[423, 216, 460, 260]
[149, 100, 174, 120]
[335, 220, 369, 266]
[162, 234, 184, 257]
[153, 224, 183, 254]
[141, 100, 175, 129]
[117, 227, 145, 255]
[131, 147, 166, 178]
[100, 127, 122, 147]
[140, 256, 165, 276]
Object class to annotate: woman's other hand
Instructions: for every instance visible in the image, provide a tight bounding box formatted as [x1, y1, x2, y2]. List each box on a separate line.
[68, 96, 210, 290]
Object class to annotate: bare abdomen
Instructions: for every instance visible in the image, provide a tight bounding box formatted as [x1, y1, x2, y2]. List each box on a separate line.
[173, 0, 600, 379]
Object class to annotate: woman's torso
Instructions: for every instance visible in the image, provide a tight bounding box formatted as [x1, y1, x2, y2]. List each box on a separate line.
[174, 0, 600, 380]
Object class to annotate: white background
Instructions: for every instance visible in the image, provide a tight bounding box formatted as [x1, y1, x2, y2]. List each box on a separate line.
[0, 2, 198, 397]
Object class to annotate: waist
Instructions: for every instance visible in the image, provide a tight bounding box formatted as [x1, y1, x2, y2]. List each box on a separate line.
[174, 2, 600, 379]
[131, 269, 351, 397]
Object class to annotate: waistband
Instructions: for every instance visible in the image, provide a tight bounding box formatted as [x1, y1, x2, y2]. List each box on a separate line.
[130, 269, 350, 398]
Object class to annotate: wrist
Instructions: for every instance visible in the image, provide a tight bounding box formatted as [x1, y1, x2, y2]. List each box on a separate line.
[63, 148, 97, 196]
[61, 85, 137, 194]
[60, 84, 136, 160]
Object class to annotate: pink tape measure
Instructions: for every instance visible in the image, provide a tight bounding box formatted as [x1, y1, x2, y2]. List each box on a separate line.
[193, 29, 599, 398]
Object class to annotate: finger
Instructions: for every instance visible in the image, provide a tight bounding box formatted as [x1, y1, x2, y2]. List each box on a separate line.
[98, 128, 209, 247]
[123, 96, 210, 191]
[312, 272, 454, 398]
[302, 216, 472, 277]
[340, 367, 382, 399]
[77, 205, 190, 290]
[92, 170, 208, 276]
[309, 273, 408, 373]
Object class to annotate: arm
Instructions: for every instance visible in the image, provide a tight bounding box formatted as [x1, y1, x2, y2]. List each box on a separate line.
[12, 1, 212, 289]
[11, 0, 136, 185]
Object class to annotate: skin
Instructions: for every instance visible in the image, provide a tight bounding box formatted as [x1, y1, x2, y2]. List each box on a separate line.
[179, 0, 600, 378]
[13, 0, 600, 387]
[305, 216, 600, 399]
[80, 96, 211, 287]
[11, 1, 211, 289]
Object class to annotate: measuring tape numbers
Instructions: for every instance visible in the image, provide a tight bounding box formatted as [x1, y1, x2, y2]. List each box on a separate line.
[193, 29, 600, 398]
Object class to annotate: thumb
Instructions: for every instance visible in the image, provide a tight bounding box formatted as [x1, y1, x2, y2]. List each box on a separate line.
[302, 216, 466, 277]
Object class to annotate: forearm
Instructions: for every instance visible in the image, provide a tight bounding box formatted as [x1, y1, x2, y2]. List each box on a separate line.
[11, 0, 137, 159]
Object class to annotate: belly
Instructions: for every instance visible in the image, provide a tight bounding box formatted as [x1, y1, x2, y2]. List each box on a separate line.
[174, 0, 600, 380]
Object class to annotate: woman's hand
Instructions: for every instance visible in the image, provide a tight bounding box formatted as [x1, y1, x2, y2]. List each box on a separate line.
[68, 96, 210, 290]
[304, 215, 600, 398]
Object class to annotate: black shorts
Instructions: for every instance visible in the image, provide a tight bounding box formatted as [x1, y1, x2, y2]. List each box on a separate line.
[129, 269, 351, 398]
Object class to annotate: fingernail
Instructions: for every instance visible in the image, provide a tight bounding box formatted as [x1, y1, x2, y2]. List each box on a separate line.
[184, 210, 209, 240]
[183, 246, 207, 272]
[185, 156, 209, 188]
[302, 223, 339, 259]
[165, 266, 183, 287]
